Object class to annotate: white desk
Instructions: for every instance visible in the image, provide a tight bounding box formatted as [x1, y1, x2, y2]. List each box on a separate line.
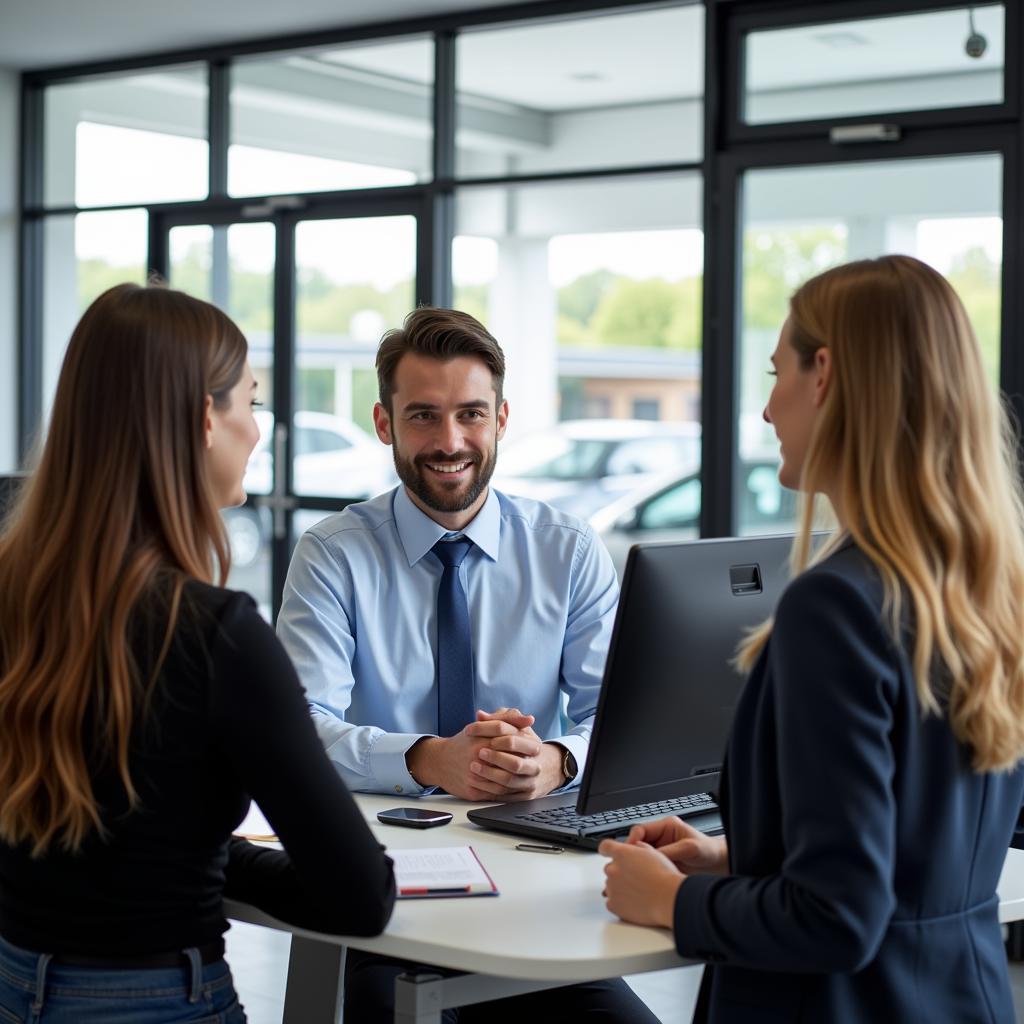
[226, 795, 1024, 1024]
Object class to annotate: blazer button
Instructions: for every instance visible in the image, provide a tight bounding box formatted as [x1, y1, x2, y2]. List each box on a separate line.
[394, 785, 403, 793]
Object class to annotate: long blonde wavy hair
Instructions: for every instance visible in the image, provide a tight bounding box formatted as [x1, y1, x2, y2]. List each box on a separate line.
[0, 283, 245, 855]
[738, 255, 1024, 772]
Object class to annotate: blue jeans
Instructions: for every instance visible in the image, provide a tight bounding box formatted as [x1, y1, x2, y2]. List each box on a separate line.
[0, 935, 246, 1023]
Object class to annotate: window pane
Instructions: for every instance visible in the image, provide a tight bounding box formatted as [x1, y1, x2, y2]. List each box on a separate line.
[744, 5, 1004, 125]
[455, 173, 702, 549]
[737, 153, 1002, 534]
[168, 222, 275, 334]
[168, 224, 214, 302]
[42, 209, 148, 416]
[168, 221, 276, 616]
[229, 38, 432, 197]
[638, 478, 701, 530]
[456, 6, 703, 178]
[44, 66, 208, 207]
[292, 215, 414, 498]
[222, 506, 272, 620]
[167, 222, 276, 475]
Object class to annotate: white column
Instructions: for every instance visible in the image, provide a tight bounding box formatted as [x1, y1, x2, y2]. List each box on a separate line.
[488, 237, 558, 443]
[844, 213, 889, 261]
[333, 362, 353, 421]
[885, 217, 920, 257]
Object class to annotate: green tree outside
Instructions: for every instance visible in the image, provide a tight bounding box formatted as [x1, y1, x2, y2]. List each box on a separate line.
[76, 259, 146, 312]
[591, 277, 702, 349]
[945, 246, 1001, 387]
[742, 225, 848, 331]
[554, 272, 701, 349]
[452, 283, 489, 326]
[558, 269, 617, 325]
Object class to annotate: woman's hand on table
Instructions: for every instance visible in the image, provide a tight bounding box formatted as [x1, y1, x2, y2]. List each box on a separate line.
[626, 816, 729, 876]
[598, 839, 684, 928]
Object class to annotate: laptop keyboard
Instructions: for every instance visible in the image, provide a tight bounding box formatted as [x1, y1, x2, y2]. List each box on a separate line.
[514, 792, 716, 833]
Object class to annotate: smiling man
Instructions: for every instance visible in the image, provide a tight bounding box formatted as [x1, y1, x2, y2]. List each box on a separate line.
[277, 307, 619, 803]
[277, 308, 659, 1024]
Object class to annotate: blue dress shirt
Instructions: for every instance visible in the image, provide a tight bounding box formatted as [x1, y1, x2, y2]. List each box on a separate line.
[277, 486, 619, 795]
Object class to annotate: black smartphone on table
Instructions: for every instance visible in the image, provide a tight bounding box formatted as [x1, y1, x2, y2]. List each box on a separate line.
[376, 807, 454, 829]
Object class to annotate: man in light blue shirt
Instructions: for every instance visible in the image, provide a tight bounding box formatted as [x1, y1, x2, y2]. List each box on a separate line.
[277, 307, 619, 802]
[278, 308, 658, 1024]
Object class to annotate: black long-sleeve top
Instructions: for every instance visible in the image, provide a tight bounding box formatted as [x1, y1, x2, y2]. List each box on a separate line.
[0, 580, 395, 955]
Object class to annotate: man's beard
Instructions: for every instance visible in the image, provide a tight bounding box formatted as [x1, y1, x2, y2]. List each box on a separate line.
[393, 442, 497, 514]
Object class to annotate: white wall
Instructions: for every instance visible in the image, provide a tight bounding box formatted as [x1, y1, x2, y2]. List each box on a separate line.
[0, 69, 17, 472]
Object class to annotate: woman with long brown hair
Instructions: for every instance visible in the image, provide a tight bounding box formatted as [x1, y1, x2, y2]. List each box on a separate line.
[601, 255, 1024, 1022]
[0, 283, 394, 1021]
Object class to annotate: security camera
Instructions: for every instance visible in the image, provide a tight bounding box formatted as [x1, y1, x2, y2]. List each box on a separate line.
[965, 7, 987, 58]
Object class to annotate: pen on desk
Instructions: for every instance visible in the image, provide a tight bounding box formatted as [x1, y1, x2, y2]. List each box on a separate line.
[399, 886, 472, 896]
[515, 843, 563, 854]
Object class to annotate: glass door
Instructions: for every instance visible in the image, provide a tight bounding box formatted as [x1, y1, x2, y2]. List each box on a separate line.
[734, 150, 1004, 536]
[157, 204, 423, 619]
[166, 219, 277, 614]
[713, 0, 1016, 538]
[289, 214, 417, 535]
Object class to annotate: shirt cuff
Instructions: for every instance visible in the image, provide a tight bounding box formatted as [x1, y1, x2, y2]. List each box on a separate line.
[368, 731, 435, 796]
[547, 734, 589, 792]
[673, 872, 727, 962]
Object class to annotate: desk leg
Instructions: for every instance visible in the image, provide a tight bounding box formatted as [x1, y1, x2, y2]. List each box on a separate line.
[282, 935, 346, 1024]
[393, 972, 570, 1024]
[394, 972, 444, 1024]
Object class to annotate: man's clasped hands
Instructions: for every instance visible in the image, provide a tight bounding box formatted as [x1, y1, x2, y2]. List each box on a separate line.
[406, 706, 567, 802]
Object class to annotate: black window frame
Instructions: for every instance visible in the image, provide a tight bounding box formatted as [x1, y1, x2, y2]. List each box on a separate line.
[726, 0, 1019, 144]
[14, 0, 1024, 558]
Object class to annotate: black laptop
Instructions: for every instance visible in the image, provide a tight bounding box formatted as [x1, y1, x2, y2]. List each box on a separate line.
[468, 534, 796, 849]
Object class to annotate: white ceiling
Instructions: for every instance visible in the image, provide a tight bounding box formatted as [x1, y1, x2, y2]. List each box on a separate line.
[0, 0, 549, 72]
[1, 0, 1006, 102]
[325, 6, 705, 110]
[747, 4, 1004, 91]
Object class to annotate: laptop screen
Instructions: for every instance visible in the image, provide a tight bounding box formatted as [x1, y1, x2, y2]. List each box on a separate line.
[576, 534, 796, 815]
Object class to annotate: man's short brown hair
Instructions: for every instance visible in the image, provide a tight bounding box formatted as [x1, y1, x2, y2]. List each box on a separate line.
[376, 307, 506, 410]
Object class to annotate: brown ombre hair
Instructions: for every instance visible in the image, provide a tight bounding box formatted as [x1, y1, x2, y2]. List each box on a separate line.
[738, 256, 1024, 772]
[0, 283, 247, 855]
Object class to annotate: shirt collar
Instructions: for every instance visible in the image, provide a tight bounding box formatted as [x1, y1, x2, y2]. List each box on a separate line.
[393, 485, 501, 567]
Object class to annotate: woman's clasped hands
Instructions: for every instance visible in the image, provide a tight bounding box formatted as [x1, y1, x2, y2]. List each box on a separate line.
[599, 816, 729, 928]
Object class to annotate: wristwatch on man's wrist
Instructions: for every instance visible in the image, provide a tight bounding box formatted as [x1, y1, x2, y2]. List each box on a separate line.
[559, 745, 578, 784]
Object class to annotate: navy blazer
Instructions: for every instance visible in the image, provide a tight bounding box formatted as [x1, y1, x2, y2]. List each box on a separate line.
[675, 542, 1024, 1023]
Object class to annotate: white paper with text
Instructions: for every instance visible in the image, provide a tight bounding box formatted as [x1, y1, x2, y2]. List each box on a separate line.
[391, 846, 498, 898]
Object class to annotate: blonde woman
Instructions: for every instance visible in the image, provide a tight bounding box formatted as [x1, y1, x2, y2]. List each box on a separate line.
[0, 284, 394, 1021]
[601, 255, 1024, 1023]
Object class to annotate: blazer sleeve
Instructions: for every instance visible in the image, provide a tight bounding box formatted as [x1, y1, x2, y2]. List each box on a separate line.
[674, 568, 900, 972]
[210, 593, 396, 936]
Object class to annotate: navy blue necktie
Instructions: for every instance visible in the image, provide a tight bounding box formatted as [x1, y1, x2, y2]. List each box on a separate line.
[432, 537, 476, 737]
